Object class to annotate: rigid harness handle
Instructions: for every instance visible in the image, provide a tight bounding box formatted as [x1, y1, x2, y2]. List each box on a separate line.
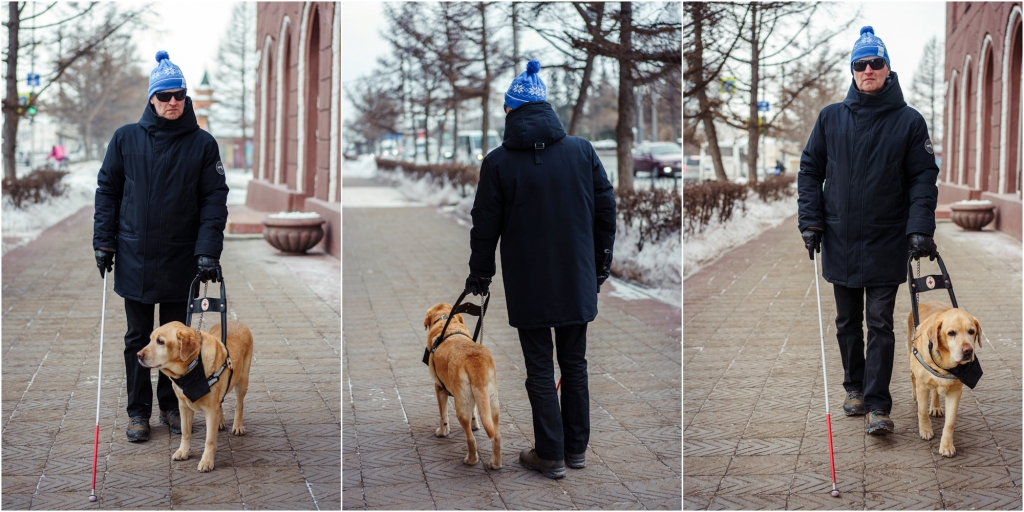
[907, 251, 957, 329]
[185, 276, 228, 345]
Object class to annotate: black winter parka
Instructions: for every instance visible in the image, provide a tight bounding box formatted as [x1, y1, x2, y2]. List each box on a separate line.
[797, 72, 939, 287]
[93, 98, 229, 303]
[469, 102, 616, 329]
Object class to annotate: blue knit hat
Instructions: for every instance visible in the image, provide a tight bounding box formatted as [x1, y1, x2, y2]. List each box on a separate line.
[850, 26, 890, 74]
[504, 60, 546, 110]
[148, 51, 187, 98]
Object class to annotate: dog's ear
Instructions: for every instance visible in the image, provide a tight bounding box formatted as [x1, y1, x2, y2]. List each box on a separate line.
[971, 315, 982, 347]
[926, 318, 942, 351]
[424, 312, 432, 331]
[177, 326, 201, 362]
[455, 313, 464, 325]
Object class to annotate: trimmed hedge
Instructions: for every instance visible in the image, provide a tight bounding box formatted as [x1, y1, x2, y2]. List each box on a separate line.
[2, 169, 69, 209]
[375, 158, 479, 196]
[616, 187, 681, 251]
[683, 175, 796, 237]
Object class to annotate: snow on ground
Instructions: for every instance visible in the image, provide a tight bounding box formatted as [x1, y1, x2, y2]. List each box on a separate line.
[344, 155, 681, 308]
[2, 160, 102, 255]
[683, 188, 799, 281]
[2, 162, 251, 256]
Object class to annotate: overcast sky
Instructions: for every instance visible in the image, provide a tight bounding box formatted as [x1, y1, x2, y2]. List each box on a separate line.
[134, 2, 239, 90]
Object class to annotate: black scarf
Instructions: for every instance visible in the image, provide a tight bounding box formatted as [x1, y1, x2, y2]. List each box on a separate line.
[171, 349, 212, 402]
[949, 357, 983, 389]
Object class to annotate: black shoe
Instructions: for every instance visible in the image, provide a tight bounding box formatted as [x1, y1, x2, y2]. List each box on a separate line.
[159, 409, 181, 434]
[866, 410, 894, 435]
[519, 449, 566, 479]
[565, 452, 586, 469]
[126, 416, 150, 442]
[843, 391, 865, 416]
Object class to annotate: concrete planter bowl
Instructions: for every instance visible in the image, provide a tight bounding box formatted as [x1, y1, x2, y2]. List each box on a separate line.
[262, 213, 326, 253]
[949, 200, 997, 231]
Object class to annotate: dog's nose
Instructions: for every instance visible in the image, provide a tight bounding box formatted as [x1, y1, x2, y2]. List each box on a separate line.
[962, 347, 974, 360]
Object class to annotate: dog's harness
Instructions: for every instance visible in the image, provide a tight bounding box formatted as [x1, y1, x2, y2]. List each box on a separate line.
[177, 277, 234, 403]
[423, 290, 490, 397]
[907, 253, 982, 389]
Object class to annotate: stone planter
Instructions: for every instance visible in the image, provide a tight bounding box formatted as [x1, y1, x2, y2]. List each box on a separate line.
[262, 213, 326, 253]
[949, 201, 996, 231]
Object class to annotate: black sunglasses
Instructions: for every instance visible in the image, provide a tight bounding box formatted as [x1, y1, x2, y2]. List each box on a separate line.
[852, 58, 886, 72]
[154, 90, 187, 102]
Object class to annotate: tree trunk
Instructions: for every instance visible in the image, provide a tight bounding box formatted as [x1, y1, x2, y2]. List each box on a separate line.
[568, 51, 596, 136]
[4, 2, 21, 180]
[512, 2, 520, 75]
[452, 97, 460, 162]
[690, 2, 728, 181]
[479, 2, 489, 156]
[424, 92, 432, 164]
[615, 2, 634, 190]
[746, 4, 760, 184]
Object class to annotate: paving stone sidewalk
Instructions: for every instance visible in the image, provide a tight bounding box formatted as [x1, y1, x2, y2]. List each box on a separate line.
[342, 177, 682, 510]
[684, 215, 1022, 510]
[2, 207, 341, 510]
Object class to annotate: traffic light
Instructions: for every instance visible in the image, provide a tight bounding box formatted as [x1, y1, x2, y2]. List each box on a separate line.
[26, 105, 36, 116]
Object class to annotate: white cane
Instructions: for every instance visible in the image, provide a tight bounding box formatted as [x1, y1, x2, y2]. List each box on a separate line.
[813, 251, 840, 498]
[89, 271, 108, 502]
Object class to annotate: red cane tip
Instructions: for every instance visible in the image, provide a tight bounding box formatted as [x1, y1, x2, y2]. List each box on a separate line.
[89, 495, 97, 502]
[831, 489, 840, 497]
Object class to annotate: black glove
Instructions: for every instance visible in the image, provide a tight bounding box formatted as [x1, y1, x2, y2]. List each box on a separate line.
[95, 249, 114, 278]
[596, 249, 612, 289]
[801, 229, 822, 260]
[196, 255, 223, 283]
[464, 275, 491, 296]
[908, 233, 938, 261]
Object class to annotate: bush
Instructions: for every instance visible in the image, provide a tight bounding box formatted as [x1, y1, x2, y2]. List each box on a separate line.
[2, 169, 69, 209]
[750, 175, 797, 202]
[683, 180, 749, 237]
[374, 158, 479, 196]
[616, 187, 681, 251]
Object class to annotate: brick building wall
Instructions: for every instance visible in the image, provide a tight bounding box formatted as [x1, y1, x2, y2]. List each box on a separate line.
[251, 2, 341, 257]
[943, 2, 1022, 239]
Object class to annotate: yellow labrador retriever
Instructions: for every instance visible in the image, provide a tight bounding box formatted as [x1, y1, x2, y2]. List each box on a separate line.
[138, 320, 253, 472]
[423, 303, 501, 469]
[907, 301, 981, 457]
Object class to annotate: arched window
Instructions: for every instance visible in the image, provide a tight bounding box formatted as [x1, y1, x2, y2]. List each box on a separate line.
[274, 16, 291, 186]
[259, 35, 274, 182]
[296, 3, 321, 197]
[946, 70, 958, 183]
[958, 56, 973, 185]
[977, 36, 994, 192]
[1000, 6, 1022, 194]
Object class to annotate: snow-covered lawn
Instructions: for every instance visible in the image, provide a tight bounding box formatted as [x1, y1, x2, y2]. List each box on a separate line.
[2, 160, 102, 255]
[345, 155, 681, 308]
[2, 161, 251, 256]
[683, 187, 799, 280]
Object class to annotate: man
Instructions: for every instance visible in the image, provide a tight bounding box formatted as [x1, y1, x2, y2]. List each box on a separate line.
[94, 51, 228, 442]
[798, 27, 939, 435]
[466, 60, 616, 479]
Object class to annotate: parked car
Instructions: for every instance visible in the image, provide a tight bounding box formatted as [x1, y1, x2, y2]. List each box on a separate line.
[684, 155, 701, 182]
[632, 142, 682, 177]
[590, 139, 617, 150]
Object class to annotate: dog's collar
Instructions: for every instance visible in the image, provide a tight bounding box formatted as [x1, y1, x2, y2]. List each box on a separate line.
[912, 344, 957, 380]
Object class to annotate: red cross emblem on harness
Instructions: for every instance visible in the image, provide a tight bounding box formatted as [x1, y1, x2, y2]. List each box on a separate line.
[201, 298, 209, 311]
[925, 276, 935, 289]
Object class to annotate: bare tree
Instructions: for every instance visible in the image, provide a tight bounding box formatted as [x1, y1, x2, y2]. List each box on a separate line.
[720, 2, 857, 184]
[345, 70, 403, 151]
[771, 49, 847, 146]
[910, 35, 943, 145]
[211, 2, 256, 168]
[3, 2, 147, 179]
[45, 31, 149, 159]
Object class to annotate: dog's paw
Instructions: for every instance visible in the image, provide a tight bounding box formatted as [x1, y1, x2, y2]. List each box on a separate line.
[197, 459, 215, 472]
[463, 453, 479, 465]
[486, 460, 502, 470]
[939, 441, 956, 457]
[929, 407, 944, 417]
[471, 417, 480, 431]
[172, 448, 190, 461]
[919, 428, 934, 441]
[232, 424, 246, 436]
[435, 425, 449, 437]
[218, 420, 226, 431]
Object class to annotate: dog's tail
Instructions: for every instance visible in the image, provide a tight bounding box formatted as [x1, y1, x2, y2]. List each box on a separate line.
[470, 369, 499, 441]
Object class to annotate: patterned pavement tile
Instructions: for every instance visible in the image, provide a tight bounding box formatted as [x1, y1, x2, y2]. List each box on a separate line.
[863, 490, 945, 509]
[942, 487, 1022, 510]
[715, 474, 793, 496]
[501, 487, 576, 510]
[684, 494, 712, 510]
[786, 491, 866, 510]
[170, 484, 243, 506]
[360, 482, 434, 507]
[707, 493, 788, 510]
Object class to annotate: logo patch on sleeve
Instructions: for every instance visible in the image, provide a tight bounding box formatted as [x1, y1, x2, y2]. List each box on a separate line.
[216, 161, 225, 175]
[924, 139, 934, 155]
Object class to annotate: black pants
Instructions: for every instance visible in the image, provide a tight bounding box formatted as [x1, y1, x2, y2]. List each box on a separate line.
[832, 284, 900, 414]
[517, 323, 590, 462]
[124, 298, 187, 418]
